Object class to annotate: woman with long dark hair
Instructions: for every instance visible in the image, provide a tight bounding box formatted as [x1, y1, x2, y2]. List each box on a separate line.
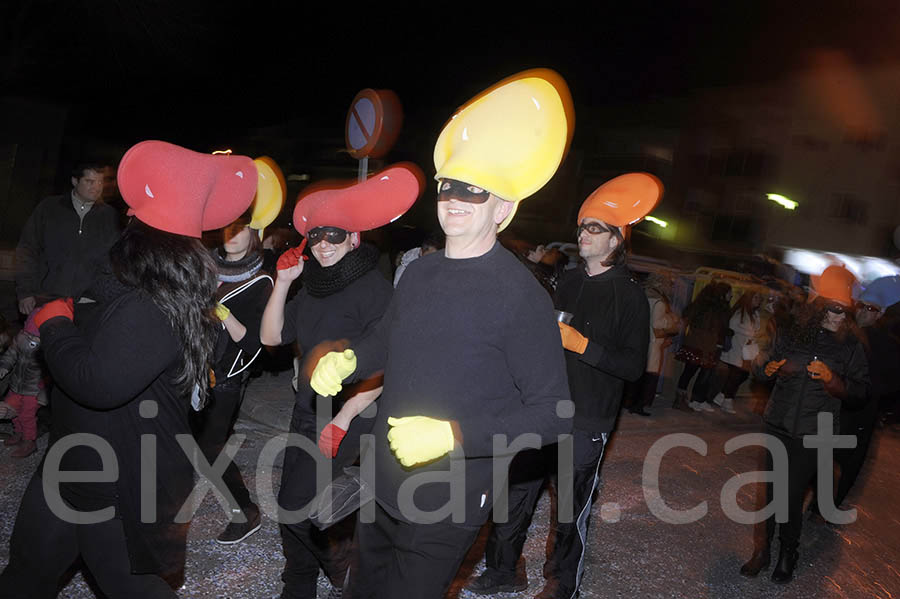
[0, 141, 258, 598]
[713, 290, 762, 414]
[740, 265, 868, 584]
[673, 280, 732, 411]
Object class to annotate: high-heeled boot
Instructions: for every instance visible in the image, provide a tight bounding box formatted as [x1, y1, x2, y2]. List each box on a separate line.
[739, 543, 770, 577]
[771, 541, 799, 584]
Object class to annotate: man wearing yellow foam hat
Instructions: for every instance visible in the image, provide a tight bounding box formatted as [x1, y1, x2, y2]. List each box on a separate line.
[468, 173, 660, 599]
[309, 69, 574, 598]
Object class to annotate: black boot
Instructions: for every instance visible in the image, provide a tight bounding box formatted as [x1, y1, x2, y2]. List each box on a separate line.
[739, 544, 770, 577]
[673, 389, 692, 412]
[771, 541, 799, 584]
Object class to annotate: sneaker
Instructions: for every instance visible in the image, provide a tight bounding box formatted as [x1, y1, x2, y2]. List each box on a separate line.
[464, 568, 528, 594]
[215, 506, 262, 545]
[4, 432, 22, 447]
[721, 397, 736, 414]
[712, 393, 725, 407]
[0, 401, 17, 420]
[535, 579, 578, 599]
[697, 402, 716, 413]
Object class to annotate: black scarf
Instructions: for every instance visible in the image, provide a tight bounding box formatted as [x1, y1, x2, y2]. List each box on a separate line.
[212, 248, 263, 283]
[303, 243, 379, 298]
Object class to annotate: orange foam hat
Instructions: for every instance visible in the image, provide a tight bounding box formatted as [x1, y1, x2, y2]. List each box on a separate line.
[577, 172, 663, 227]
[810, 265, 856, 306]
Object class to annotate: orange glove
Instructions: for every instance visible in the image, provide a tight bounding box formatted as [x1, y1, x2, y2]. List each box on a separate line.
[558, 322, 588, 354]
[764, 359, 786, 377]
[33, 298, 74, 328]
[318, 422, 347, 458]
[276, 238, 309, 271]
[807, 360, 834, 383]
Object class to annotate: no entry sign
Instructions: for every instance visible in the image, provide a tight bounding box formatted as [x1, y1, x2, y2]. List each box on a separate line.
[345, 89, 403, 159]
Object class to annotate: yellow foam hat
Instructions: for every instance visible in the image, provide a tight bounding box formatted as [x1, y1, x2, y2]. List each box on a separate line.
[251, 156, 286, 237]
[433, 68, 574, 231]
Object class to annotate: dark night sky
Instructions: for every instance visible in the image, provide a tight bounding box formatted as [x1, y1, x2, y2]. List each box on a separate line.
[5, 1, 900, 145]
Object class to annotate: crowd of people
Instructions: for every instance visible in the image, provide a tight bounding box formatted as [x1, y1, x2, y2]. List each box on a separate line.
[0, 68, 897, 599]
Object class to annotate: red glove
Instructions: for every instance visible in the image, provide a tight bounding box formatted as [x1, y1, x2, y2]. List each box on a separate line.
[318, 422, 347, 458]
[33, 298, 74, 328]
[277, 238, 309, 271]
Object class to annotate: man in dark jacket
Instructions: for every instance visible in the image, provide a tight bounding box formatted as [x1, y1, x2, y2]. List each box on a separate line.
[467, 173, 660, 599]
[15, 163, 121, 315]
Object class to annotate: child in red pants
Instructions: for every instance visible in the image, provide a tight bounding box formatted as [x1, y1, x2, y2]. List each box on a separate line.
[0, 311, 43, 458]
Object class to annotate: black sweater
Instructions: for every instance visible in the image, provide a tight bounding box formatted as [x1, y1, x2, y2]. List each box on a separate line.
[553, 264, 650, 433]
[38, 285, 193, 578]
[352, 242, 571, 524]
[15, 195, 121, 301]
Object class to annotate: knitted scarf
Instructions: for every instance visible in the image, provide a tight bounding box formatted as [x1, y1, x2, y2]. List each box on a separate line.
[303, 243, 379, 298]
[213, 248, 263, 283]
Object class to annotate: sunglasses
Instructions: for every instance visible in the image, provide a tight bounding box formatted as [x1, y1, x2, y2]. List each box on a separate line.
[825, 304, 846, 315]
[306, 227, 348, 246]
[577, 222, 612, 236]
[857, 303, 880, 313]
[437, 179, 491, 204]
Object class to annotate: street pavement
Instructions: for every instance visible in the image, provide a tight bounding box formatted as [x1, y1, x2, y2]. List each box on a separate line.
[1, 370, 898, 599]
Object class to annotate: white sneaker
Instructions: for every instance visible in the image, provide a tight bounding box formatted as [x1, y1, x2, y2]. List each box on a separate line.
[688, 401, 704, 412]
[698, 402, 715, 412]
[712, 393, 725, 407]
[721, 397, 736, 414]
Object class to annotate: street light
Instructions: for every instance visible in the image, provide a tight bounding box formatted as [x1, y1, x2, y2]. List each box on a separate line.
[644, 215, 668, 228]
[767, 193, 798, 210]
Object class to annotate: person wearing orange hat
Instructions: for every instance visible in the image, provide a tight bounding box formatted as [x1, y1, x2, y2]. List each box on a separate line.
[259, 164, 420, 599]
[466, 172, 658, 599]
[0, 140, 258, 597]
[308, 70, 572, 599]
[740, 264, 869, 584]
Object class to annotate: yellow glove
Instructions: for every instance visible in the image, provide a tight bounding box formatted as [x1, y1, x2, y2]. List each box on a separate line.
[310, 349, 357, 396]
[214, 303, 231, 321]
[558, 322, 588, 354]
[387, 416, 455, 467]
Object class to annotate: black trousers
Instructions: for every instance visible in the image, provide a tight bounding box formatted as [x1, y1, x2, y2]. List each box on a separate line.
[278, 398, 370, 599]
[191, 379, 254, 513]
[721, 363, 749, 399]
[350, 502, 481, 599]
[677, 363, 715, 403]
[629, 372, 660, 412]
[484, 429, 608, 597]
[0, 475, 176, 599]
[834, 401, 878, 507]
[759, 428, 819, 548]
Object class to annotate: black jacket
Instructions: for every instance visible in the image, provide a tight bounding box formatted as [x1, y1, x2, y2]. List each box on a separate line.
[756, 327, 869, 437]
[15, 194, 121, 302]
[38, 281, 193, 578]
[213, 274, 273, 382]
[554, 264, 650, 433]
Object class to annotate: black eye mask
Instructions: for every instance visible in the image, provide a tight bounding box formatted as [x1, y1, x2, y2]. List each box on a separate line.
[437, 179, 491, 204]
[307, 227, 348, 246]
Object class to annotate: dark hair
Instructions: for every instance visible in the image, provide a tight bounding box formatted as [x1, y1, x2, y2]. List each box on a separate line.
[731, 290, 760, 325]
[110, 220, 219, 406]
[786, 296, 856, 347]
[422, 230, 445, 251]
[71, 163, 105, 180]
[601, 227, 627, 267]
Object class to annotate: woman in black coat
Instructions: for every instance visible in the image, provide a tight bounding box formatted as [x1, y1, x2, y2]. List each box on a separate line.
[740, 266, 868, 584]
[0, 141, 258, 598]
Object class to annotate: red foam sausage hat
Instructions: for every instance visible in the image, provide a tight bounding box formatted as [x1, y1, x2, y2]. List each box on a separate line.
[293, 163, 424, 235]
[118, 140, 258, 238]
